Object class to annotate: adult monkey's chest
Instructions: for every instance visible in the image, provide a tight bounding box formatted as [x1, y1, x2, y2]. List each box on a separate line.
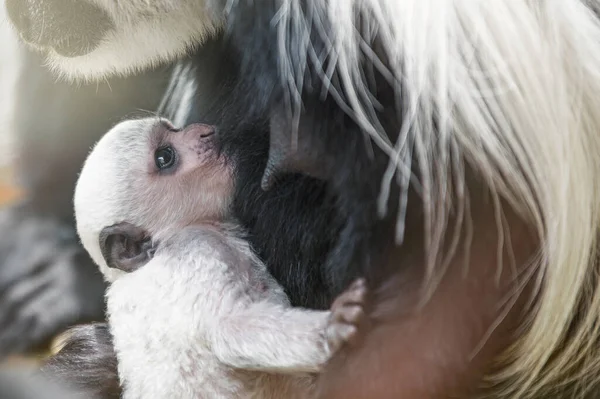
[170, 18, 407, 315]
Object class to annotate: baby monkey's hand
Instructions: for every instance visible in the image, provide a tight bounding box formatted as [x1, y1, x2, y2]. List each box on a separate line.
[325, 278, 369, 354]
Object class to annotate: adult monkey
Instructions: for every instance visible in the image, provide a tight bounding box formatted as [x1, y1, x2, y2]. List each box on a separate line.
[5, 1, 600, 399]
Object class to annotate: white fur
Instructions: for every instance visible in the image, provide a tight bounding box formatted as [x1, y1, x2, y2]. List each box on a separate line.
[75, 118, 157, 282]
[108, 225, 329, 399]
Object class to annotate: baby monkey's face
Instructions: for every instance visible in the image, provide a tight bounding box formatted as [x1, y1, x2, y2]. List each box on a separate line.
[75, 117, 235, 281]
[93, 118, 235, 276]
[138, 120, 234, 233]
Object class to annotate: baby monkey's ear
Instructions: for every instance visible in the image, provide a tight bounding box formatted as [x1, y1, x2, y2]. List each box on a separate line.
[99, 222, 155, 273]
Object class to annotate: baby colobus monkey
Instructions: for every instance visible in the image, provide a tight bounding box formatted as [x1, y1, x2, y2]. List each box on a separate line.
[70, 118, 369, 399]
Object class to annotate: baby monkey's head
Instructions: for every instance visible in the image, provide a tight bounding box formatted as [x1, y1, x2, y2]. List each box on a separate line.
[74, 117, 233, 281]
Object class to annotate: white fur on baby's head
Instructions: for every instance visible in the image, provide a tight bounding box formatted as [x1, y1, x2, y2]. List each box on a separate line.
[74, 118, 159, 281]
[74, 116, 234, 282]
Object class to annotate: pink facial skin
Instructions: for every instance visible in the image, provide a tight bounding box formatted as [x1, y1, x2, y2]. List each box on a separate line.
[133, 120, 235, 238]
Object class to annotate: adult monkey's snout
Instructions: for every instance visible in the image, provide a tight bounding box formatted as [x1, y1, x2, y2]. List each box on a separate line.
[5, 0, 114, 57]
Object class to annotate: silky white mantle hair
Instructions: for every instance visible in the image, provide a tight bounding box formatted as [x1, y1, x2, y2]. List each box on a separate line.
[273, 3, 600, 396]
[29, 0, 600, 397]
[281, 1, 600, 397]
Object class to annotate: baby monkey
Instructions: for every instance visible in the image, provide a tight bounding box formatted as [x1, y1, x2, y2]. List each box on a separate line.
[67, 118, 369, 399]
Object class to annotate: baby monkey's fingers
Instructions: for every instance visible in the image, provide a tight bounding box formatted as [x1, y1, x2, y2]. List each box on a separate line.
[326, 278, 370, 352]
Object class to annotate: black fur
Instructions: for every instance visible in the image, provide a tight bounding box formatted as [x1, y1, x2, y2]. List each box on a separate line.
[161, 37, 345, 309]
[41, 323, 120, 399]
[155, 17, 404, 310]
[178, 1, 406, 307]
[0, 48, 174, 357]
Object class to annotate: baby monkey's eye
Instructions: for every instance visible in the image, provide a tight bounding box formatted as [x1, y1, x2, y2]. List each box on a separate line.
[154, 146, 176, 170]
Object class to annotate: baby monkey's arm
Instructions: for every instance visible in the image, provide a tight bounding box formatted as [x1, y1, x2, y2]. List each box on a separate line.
[210, 279, 368, 373]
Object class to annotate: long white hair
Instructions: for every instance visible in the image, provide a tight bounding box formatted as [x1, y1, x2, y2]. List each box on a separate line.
[310, 1, 600, 397]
